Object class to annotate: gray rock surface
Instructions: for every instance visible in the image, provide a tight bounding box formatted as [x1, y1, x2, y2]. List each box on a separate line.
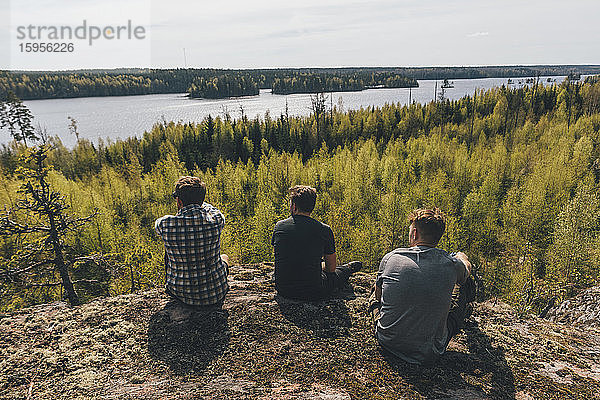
[548, 286, 600, 328]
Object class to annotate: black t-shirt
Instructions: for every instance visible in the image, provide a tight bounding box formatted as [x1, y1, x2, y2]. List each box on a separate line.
[271, 215, 336, 299]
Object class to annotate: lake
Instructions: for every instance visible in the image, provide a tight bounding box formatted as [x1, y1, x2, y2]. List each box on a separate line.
[3, 75, 572, 148]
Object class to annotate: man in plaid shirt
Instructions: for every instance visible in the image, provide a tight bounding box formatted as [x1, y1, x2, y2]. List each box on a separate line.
[155, 176, 229, 307]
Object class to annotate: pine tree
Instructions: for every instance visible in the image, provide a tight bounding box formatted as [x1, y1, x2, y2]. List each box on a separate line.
[0, 91, 38, 146]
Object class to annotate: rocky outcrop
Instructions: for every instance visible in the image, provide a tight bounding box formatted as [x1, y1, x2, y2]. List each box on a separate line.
[547, 286, 600, 328]
[1, 264, 600, 399]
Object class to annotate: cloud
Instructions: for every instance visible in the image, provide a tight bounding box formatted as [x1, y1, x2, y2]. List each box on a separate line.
[467, 31, 489, 38]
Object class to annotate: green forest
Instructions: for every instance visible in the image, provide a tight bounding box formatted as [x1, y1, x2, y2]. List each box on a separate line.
[188, 74, 260, 99]
[2, 65, 599, 100]
[271, 72, 417, 94]
[1, 76, 600, 314]
[0, 69, 417, 100]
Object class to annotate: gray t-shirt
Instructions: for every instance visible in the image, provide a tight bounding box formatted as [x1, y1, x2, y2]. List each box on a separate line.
[375, 246, 467, 365]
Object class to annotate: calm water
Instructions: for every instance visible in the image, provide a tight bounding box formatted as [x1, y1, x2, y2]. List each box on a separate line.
[3, 76, 571, 147]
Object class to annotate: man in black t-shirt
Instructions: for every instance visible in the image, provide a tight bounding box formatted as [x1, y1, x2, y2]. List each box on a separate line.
[272, 185, 362, 300]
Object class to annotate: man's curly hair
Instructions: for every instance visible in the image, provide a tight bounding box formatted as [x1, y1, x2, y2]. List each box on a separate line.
[408, 207, 446, 245]
[289, 185, 317, 213]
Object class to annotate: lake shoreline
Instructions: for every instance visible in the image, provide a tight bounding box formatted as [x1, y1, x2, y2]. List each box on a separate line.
[4, 75, 584, 148]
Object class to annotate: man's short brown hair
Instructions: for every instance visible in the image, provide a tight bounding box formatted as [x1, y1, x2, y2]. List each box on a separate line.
[289, 185, 317, 213]
[173, 176, 207, 206]
[408, 208, 446, 246]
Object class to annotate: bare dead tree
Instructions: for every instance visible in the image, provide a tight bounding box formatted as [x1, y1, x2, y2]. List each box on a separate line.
[0, 143, 99, 306]
[68, 116, 79, 141]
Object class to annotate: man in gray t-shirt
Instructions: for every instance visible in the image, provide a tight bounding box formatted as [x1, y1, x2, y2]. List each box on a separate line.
[370, 208, 473, 365]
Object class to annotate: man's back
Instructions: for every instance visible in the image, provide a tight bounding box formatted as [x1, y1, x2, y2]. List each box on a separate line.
[376, 246, 467, 365]
[155, 202, 228, 306]
[272, 215, 335, 299]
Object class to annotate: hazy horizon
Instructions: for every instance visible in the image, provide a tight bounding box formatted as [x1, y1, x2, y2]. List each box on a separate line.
[2, 0, 599, 71]
[5, 64, 600, 74]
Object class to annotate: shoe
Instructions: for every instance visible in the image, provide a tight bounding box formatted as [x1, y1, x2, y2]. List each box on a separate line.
[346, 261, 363, 274]
[464, 303, 474, 320]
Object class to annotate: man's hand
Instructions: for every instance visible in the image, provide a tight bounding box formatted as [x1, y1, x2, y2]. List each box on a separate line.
[455, 251, 472, 277]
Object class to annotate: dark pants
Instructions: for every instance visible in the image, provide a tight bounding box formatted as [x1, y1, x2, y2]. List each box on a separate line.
[320, 263, 354, 294]
[278, 262, 355, 301]
[445, 276, 476, 345]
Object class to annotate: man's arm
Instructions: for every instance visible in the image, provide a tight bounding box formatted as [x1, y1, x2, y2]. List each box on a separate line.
[154, 217, 163, 237]
[454, 251, 472, 278]
[369, 254, 389, 321]
[374, 284, 382, 301]
[324, 252, 337, 273]
[204, 203, 225, 231]
[368, 283, 383, 322]
[323, 225, 337, 273]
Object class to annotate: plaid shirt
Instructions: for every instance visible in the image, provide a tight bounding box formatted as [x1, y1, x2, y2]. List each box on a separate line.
[155, 203, 228, 306]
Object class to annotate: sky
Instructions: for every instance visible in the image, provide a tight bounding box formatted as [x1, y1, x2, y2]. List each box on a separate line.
[1, 0, 599, 70]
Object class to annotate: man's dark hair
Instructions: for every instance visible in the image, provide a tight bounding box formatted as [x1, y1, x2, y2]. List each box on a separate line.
[408, 208, 446, 246]
[289, 185, 317, 213]
[173, 176, 206, 206]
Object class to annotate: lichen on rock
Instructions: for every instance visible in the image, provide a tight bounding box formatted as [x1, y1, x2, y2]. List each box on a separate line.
[1, 264, 599, 399]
